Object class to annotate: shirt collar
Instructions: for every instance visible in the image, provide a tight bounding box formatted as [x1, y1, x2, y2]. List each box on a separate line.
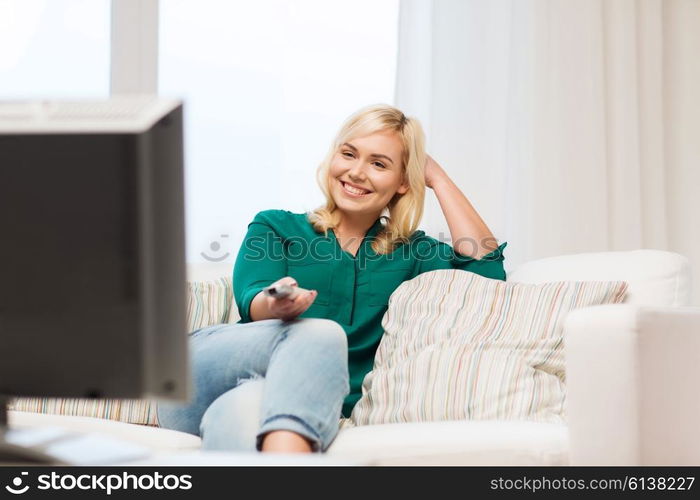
[361, 217, 385, 257]
[328, 216, 384, 259]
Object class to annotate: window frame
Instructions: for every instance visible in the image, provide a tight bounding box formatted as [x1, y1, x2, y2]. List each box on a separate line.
[110, 0, 158, 95]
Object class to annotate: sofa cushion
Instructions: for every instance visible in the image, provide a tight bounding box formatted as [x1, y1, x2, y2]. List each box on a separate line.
[329, 420, 569, 465]
[507, 249, 690, 307]
[9, 276, 235, 426]
[8, 411, 202, 453]
[350, 270, 628, 426]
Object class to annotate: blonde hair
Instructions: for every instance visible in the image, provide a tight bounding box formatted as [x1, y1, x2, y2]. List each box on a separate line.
[307, 104, 426, 255]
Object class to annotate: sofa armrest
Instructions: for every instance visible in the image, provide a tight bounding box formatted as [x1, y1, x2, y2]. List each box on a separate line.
[564, 304, 700, 465]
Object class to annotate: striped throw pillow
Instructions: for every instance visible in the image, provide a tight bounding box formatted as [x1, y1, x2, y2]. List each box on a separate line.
[186, 277, 235, 332]
[9, 276, 234, 426]
[350, 270, 628, 426]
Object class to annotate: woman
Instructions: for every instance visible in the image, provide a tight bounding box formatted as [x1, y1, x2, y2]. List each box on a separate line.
[157, 104, 508, 454]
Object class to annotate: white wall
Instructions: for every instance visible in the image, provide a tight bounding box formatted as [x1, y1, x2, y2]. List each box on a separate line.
[158, 0, 399, 264]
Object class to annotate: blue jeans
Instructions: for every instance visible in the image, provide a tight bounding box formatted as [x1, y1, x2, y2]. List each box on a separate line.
[156, 318, 350, 452]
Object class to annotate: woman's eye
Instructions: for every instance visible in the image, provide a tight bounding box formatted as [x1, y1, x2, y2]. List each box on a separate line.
[340, 151, 384, 168]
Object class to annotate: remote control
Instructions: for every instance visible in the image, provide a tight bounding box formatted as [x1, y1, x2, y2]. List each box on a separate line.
[263, 283, 310, 300]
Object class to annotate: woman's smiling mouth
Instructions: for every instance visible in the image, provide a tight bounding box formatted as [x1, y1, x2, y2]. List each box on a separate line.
[340, 180, 372, 197]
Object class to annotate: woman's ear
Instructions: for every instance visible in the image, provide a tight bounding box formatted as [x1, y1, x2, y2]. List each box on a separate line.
[396, 171, 410, 195]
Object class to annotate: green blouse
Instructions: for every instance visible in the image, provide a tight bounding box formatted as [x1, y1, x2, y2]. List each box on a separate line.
[233, 209, 508, 417]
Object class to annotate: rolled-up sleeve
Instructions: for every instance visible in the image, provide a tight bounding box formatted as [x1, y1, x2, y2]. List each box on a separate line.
[233, 212, 287, 323]
[413, 237, 508, 281]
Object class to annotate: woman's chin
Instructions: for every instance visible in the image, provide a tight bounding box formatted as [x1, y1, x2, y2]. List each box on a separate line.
[335, 204, 383, 219]
[334, 197, 365, 210]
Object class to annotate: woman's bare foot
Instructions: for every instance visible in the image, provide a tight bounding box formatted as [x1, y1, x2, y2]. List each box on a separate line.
[260, 430, 313, 453]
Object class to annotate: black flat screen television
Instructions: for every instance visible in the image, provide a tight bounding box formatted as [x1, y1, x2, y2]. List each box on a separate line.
[0, 97, 189, 462]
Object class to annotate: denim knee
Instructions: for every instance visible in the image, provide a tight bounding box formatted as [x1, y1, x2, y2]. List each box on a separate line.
[292, 318, 348, 356]
[199, 378, 265, 452]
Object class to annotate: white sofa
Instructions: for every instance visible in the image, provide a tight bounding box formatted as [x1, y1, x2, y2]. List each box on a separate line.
[8, 249, 699, 465]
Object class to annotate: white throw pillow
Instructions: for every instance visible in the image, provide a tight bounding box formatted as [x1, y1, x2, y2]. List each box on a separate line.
[350, 270, 628, 426]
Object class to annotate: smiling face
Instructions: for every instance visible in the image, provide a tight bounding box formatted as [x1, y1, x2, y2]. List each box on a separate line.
[328, 129, 409, 221]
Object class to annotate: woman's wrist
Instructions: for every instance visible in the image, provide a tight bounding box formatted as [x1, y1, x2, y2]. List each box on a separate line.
[249, 290, 276, 322]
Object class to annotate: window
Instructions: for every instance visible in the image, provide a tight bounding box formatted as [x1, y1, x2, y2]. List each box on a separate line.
[0, 0, 110, 99]
[159, 0, 399, 263]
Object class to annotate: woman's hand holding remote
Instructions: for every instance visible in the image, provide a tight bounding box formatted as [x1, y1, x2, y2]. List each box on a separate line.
[265, 277, 317, 321]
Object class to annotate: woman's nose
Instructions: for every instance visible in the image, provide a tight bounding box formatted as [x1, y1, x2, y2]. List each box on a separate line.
[347, 160, 367, 178]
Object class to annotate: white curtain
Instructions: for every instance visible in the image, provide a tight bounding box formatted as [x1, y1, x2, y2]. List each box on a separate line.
[395, 0, 700, 306]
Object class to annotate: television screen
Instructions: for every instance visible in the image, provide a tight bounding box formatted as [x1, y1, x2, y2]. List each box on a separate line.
[0, 97, 188, 403]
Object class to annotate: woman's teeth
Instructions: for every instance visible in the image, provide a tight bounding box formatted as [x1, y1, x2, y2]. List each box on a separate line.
[341, 181, 371, 196]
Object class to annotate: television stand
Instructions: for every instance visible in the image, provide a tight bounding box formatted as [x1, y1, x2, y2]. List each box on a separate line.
[0, 396, 64, 464]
